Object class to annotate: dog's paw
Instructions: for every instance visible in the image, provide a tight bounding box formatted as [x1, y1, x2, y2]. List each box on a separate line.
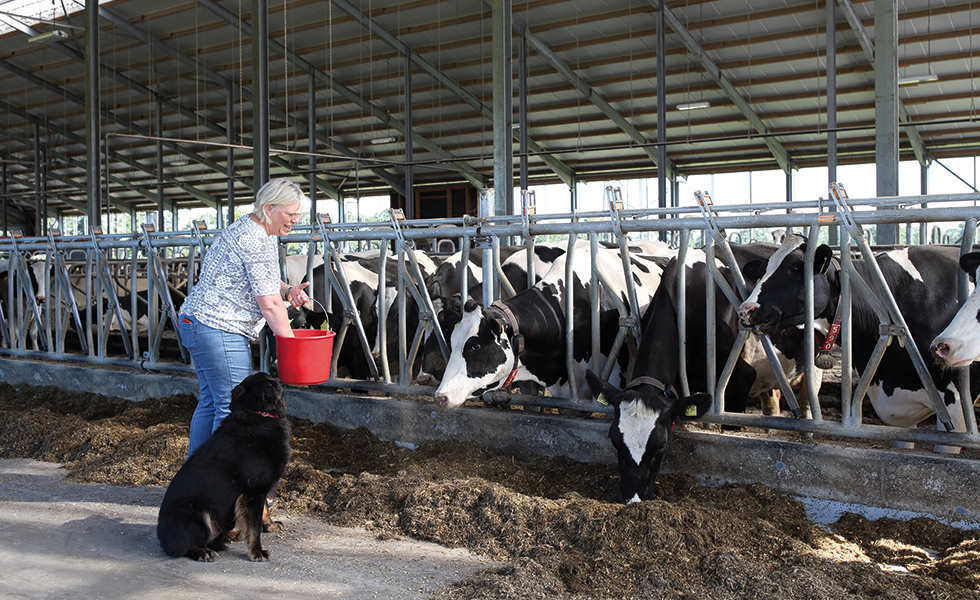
[263, 520, 285, 533]
[227, 529, 244, 541]
[188, 548, 219, 562]
[249, 549, 270, 562]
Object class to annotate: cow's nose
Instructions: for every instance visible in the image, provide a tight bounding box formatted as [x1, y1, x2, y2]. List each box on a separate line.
[434, 393, 450, 407]
[931, 340, 950, 359]
[417, 373, 435, 386]
[737, 302, 758, 325]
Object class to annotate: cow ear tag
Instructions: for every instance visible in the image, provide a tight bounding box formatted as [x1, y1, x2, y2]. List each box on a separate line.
[596, 393, 608, 406]
[685, 403, 698, 417]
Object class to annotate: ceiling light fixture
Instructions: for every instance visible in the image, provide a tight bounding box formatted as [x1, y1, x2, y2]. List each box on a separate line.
[169, 159, 189, 166]
[27, 29, 69, 44]
[676, 101, 711, 111]
[898, 73, 939, 86]
[370, 136, 396, 145]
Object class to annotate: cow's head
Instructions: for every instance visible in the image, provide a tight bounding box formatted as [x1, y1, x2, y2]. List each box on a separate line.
[433, 299, 519, 408]
[417, 295, 463, 386]
[587, 371, 711, 503]
[737, 234, 836, 333]
[931, 252, 980, 367]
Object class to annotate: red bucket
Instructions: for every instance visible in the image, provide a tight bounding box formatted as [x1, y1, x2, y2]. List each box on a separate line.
[275, 329, 335, 386]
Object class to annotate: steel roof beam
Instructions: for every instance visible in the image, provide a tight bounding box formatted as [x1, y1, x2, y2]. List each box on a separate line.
[329, 0, 575, 188]
[198, 0, 488, 192]
[0, 93, 215, 211]
[94, 6, 357, 200]
[649, 0, 793, 174]
[836, 0, 930, 167]
[496, 0, 678, 182]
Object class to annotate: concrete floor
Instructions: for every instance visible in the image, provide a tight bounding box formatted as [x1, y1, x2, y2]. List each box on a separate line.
[0, 459, 496, 600]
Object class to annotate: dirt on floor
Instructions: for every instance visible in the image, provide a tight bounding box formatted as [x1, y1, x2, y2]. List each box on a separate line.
[0, 380, 978, 600]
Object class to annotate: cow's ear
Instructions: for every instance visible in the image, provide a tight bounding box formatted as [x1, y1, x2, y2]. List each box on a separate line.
[960, 252, 980, 284]
[742, 260, 766, 284]
[815, 245, 834, 274]
[585, 370, 622, 404]
[462, 298, 481, 313]
[671, 393, 712, 421]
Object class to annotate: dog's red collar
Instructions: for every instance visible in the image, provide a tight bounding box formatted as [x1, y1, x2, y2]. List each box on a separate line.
[246, 410, 279, 419]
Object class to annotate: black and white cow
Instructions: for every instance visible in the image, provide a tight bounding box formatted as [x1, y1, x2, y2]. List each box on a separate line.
[932, 251, 980, 367]
[585, 242, 806, 503]
[432, 243, 665, 408]
[738, 235, 978, 451]
[416, 243, 571, 386]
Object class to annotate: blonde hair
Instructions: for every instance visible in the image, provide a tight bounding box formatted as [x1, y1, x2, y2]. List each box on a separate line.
[251, 178, 310, 225]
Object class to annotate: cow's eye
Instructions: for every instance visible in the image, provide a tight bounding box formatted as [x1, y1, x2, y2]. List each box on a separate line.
[468, 343, 481, 353]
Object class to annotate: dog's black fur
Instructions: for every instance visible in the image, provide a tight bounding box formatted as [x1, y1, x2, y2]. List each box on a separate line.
[157, 372, 292, 561]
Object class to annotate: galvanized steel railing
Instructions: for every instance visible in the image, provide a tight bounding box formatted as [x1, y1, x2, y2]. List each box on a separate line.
[0, 186, 979, 450]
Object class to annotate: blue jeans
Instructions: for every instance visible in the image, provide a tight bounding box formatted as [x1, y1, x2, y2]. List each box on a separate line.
[178, 315, 253, 458]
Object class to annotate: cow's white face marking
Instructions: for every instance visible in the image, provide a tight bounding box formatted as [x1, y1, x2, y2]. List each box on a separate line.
[618, 399, 662, 466]
[933, 265, 980, 367]
[742, 234, 805, 306]
[434, 305, 513, 408]
[884, 248, 924, 283]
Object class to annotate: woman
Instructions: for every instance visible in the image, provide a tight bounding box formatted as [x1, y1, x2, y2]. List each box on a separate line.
[177, 178, 311, 457]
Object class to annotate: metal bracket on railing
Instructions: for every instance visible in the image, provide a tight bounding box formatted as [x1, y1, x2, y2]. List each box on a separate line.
[139, 223, 188, 364]
[694, 190, 804, 418]
[8, 229, 47, 352]
[828, 182, 954, 431]
[85, 227, 132, 359]
[190, 220, 210, 260]
[520, 189, 537, 289]
[314, 212, 379, 381]
[606, 189, 642, 344]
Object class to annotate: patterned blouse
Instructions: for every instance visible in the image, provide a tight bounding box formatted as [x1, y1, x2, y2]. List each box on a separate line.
[179, 216, 282, 341]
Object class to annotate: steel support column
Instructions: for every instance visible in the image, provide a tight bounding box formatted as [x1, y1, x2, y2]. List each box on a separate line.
[226, 82, 235, 227]
[827, 0, 838, 246]
[309, 68, 317, 222]
[34, 123, 42, 236]
[518, 34, 529, 191]
[657, 7, 668, 242]
[85, 0, 100, 230]
[874, 0, 899, 245]
[156, 101, 165, 231]
[492, 0, 513, 218]
[404, 51, 414, 220]
[252, 0, 270, 188]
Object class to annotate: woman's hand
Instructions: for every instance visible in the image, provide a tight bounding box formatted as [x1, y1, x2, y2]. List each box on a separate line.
[284, 282, 311, 308]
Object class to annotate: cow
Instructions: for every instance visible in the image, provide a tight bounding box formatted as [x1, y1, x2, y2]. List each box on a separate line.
[584, 242, 811, 503]
[432, 243, 665, 408]
[416, 243, 571, 386]
[738, 235, 978, 453]
[931, 251, 980, 367]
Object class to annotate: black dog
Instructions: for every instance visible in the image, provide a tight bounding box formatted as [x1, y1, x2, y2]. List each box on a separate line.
[157, 372, 292, 561]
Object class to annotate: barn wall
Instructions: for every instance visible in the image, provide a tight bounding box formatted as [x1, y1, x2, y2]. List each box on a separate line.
[1, 357, 976, 528]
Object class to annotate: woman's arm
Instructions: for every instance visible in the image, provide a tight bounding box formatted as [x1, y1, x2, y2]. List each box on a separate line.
[256, 294, 295, 337]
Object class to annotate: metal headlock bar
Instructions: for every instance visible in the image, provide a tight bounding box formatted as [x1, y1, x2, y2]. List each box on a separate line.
[46, 228, 92, 357]
[828, 183, 955, 431]
[138, 224, 188, 365]
[695, 190, 804, 418]
[313, 213, 379, 382]
[8, 230, 47, 352]
[86, 227, 134, 359]
[388, 208, 450, 387]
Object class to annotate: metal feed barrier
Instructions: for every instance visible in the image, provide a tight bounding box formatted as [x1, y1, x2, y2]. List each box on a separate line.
[1, 183, 979, 451]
